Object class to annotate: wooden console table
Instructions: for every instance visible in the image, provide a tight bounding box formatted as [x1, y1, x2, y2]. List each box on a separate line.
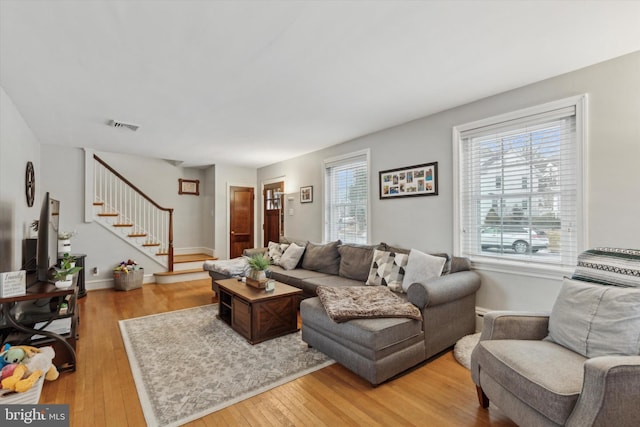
[216, 278, 302, 344]
[0, 279, 78, 372]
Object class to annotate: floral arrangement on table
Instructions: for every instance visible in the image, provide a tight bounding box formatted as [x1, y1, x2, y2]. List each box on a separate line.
[114, 260, 141, 274]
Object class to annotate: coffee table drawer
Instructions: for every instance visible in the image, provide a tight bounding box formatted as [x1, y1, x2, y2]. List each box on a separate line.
[232, 298, 251, 339]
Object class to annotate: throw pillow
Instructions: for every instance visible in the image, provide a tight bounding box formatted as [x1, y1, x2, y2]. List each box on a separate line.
[572, 248, 640, 288]
[546, 277, 640, 357]
[302, 240, 341, 275]
[279, 243, 306, 271]
[401, 249, 446, 292]
[267, 241, 289, 266]
[366, 249, 409, 293]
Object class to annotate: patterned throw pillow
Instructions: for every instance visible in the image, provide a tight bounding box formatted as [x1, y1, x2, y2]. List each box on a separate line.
[267, 241, 289, 266]
[366, 249, 409, 293]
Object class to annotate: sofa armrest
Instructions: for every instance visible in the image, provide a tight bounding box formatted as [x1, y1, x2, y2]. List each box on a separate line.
[479, 311, 550, 341]
[567, 356, 640, 427]
[406, 270, 480, 309]
[242, 247, 268, 257]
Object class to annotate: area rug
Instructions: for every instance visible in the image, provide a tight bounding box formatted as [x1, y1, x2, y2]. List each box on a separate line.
[453, 332, 481, 369]
[119, 304, 334, 427]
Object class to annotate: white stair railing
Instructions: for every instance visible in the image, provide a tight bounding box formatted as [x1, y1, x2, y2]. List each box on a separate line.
[93, 154, 174, 270]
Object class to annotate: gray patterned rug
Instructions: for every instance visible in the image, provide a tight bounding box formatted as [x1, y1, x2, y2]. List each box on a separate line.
[119, 304, 333, 427]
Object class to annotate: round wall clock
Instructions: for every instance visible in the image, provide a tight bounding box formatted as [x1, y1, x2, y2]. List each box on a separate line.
[25, 161, 35, 207]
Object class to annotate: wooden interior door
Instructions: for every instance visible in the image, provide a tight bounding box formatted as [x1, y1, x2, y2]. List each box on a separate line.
[229, 186, 254, 259]
[263, 182, 284, 246]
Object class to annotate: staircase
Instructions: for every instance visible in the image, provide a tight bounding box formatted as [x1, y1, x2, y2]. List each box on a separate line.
[154, 253, 217, 284]
[92, 154, 215, 283]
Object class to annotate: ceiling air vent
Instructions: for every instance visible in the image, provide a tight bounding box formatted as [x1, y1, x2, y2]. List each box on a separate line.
[107, 119, 139, 132]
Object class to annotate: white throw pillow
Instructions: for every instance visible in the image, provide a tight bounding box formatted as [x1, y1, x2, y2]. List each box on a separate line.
[365, 249, 409, 293]
[547, 277, 640, 357]
[267, 241, 290, 266]
[401, 249, 446, 292]
[279, 242, 305, 270]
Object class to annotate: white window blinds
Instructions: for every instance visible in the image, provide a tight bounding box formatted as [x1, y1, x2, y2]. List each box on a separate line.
[324, 152, 369, 244]
[455, 96, 586, 269]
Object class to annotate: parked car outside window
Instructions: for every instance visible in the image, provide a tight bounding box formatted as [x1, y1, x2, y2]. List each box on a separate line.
[481, 227, 549, 254]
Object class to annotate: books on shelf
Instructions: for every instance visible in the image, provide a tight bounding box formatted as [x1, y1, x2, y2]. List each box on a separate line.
[32, 317, 72, 339]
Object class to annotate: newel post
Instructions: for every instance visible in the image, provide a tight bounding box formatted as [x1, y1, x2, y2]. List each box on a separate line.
[168, 208, 174, 272]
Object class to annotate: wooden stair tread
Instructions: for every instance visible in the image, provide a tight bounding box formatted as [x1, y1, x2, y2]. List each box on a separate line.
[93, 202, 104, 206]
[98, 213, 119, 217]
[142, 243, 160, 247]
[113, 224, 133, 227]
[174, 253, 217, 263]
[128, 233, 147, 237]
[154, 268, 205, 276]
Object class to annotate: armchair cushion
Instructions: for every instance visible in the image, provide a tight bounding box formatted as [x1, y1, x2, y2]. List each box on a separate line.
[476, 340, 586, 425]
[547, 277, 640, 358]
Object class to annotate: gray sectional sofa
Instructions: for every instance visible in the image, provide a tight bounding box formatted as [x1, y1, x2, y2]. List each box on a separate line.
[206, 239, 481, 385]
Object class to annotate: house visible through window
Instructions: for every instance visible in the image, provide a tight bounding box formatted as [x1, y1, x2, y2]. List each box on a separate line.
[453, 96, 586, 270]
[324, 150, 369, 244]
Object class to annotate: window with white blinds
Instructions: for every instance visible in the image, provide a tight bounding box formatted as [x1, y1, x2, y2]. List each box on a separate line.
[453, 96, 586, 270]
[324, 150, 369, 244]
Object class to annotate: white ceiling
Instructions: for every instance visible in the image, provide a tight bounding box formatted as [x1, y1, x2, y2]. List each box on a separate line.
[1, 1, 639, 168]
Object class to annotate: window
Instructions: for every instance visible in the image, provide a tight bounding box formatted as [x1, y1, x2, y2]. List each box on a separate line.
[324, 150, 369, 244]
[453, 96, 586, 271]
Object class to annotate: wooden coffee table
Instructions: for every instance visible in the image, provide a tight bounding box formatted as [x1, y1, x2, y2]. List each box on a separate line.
[215, 278, 302, 344]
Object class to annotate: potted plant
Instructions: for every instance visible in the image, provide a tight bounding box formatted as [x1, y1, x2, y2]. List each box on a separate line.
[53, 253, 83, 289]
[245, 253, 270, 288]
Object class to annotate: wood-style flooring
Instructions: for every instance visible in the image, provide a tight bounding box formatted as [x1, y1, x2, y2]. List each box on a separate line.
[40, 278, 516, 426]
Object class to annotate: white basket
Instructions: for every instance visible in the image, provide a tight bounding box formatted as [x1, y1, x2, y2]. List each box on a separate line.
[0, 374, 45, 404]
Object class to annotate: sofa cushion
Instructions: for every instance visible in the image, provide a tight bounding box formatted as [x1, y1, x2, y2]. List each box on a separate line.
[301, 297, 423, 359]
[303, 274, 364, 289]
[302, 240, 341, 275]
[476, 340, 585, 425]
[546, 277, 640, 357]
[338, 243, 379, 282]
[572, 247, 640, 288]
[366, 249, 409, 293]
[268, 265, 332, 295]
[401, 249, 446, 292]
[279, 242, 306, 270]
[267, 241, 290, 265]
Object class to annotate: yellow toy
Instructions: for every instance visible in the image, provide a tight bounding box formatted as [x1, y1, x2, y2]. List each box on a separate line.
[1, 346, 59, 392]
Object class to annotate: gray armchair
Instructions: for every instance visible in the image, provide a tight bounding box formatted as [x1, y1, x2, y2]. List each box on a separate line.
[471, 248, 640, 427]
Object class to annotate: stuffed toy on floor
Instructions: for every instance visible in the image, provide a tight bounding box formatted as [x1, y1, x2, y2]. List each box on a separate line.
[1, 346, 59, 392]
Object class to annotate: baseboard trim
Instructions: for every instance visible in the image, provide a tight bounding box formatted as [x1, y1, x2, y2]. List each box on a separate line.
[85, 274, 155, 291]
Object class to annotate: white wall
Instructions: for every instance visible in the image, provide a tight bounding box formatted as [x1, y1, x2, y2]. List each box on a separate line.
[257, 52, 640, 312]
[0, 86, 41, 272]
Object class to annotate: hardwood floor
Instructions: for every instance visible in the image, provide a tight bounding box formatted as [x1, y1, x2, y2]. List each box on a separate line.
[40, 279, 516, 426]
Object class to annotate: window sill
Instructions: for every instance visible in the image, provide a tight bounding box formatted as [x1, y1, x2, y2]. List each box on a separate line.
[467, 256, 573, 280]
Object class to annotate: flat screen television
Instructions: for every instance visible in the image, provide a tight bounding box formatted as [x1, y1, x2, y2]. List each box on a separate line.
[35, 192, 60, 283]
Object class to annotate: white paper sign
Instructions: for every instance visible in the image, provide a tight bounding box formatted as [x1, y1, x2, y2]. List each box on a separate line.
[0, 270, 26, 298]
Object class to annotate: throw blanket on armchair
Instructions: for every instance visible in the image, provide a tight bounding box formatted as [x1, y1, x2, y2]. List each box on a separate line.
[316, 286, 422, 323]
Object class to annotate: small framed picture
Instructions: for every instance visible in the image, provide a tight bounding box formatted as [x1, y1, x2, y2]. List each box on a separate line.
[300, 186, 313, 203]
[179, 179, 200, 196]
